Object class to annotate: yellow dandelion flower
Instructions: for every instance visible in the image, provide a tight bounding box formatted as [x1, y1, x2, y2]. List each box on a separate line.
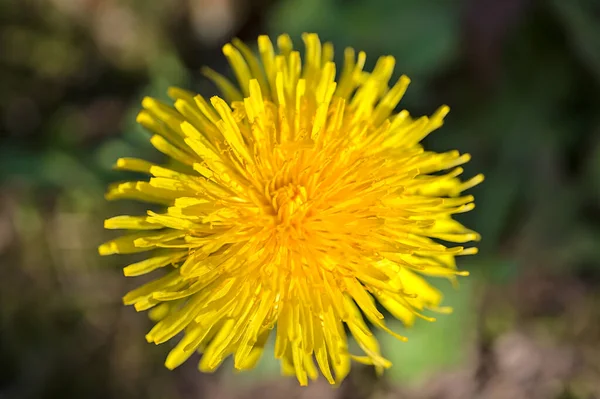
[100, 33, 483, 386]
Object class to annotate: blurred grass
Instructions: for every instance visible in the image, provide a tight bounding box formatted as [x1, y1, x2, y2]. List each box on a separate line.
[1, 0, 600, 398]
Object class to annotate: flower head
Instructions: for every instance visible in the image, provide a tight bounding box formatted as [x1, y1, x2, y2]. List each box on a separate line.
[100, 33, 483, 385]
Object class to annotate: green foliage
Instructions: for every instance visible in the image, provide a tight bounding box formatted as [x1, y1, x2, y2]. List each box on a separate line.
[269, 0, 462, 79]
[382, 278, 475, 384]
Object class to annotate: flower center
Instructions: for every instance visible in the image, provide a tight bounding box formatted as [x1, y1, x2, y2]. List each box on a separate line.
[270, 183, 309, 226]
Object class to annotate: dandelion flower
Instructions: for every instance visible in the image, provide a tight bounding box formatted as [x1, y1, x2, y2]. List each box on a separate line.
[100, 33, 483, 386]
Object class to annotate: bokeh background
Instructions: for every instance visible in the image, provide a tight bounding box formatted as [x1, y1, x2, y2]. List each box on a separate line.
[2, 0, 600, 398]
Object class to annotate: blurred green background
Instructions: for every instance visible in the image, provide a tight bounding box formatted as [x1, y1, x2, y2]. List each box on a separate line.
[1, 0, 600, 398]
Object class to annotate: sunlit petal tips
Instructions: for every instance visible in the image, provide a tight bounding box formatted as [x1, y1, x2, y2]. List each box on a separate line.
[100, 33, 483, 386]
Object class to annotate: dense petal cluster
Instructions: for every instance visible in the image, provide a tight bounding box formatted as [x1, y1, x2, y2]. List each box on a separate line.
[100, 33, 483, 385]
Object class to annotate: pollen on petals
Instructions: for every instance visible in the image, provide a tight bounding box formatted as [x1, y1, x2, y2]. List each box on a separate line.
[100, 32, 483, 386]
